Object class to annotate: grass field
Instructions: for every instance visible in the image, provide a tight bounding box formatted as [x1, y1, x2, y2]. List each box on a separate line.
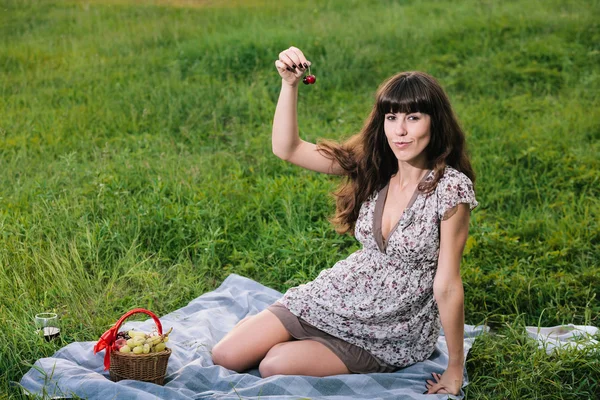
[1, 0, 599, 398]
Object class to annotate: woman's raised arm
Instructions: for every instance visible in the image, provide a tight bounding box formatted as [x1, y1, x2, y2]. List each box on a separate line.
[272, 47, 344, 175]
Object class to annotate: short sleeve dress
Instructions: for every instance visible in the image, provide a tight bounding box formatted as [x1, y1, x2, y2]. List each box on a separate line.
[278, 166, 478, 368]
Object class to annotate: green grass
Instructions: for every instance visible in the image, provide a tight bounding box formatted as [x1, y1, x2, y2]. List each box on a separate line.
[1, 0, 599, 398]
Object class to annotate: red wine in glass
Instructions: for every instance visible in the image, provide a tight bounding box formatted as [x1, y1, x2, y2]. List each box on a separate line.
[40, 326, 61, 341]
[35, 313, 60, 341]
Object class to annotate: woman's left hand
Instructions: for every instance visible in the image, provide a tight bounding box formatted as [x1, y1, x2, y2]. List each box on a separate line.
[424, 366, 463, 395]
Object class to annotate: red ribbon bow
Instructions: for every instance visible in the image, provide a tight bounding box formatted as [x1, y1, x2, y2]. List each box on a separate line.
[93, 308, 163, 370]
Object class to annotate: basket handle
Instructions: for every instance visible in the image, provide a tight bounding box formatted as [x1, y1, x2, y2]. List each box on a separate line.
[93, 308, 163, 370]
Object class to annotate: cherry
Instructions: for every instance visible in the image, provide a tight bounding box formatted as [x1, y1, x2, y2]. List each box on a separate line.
[302, 65, 316, 85]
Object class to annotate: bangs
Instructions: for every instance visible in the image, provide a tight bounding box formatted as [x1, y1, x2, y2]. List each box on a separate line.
[377, 74, 435, 115]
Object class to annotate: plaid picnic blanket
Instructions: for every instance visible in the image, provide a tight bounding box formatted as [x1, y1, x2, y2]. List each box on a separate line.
[20, 274, 486, 399]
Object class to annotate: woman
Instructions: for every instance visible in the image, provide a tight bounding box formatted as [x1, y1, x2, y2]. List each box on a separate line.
[212, 46, 478, 396]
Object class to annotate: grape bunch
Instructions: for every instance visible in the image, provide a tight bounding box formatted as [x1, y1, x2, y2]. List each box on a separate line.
[114, 327, 172, 354]
[116, 331, 130, 340]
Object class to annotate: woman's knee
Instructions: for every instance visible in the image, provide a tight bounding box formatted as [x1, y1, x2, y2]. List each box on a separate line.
[212, 342, 244, 372]
[258, 344, 287, 377]
[258, 356, 281, 378]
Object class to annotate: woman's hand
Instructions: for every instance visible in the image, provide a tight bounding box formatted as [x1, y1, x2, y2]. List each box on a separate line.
[275, 46, 311, 87]
[424, 366, 463, 395]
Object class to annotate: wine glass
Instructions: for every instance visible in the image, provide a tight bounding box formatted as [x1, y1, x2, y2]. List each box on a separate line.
[35, 313, 60, 341]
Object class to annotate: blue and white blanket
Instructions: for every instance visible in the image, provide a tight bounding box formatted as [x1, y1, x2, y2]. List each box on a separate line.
[20, 274, 486, 399]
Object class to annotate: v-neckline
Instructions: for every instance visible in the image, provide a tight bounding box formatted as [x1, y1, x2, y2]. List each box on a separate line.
[373, 170, 432, 253]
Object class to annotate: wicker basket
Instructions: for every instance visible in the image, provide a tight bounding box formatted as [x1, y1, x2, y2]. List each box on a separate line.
[94, 308, 172, 385]
[110, 347, 171, 385]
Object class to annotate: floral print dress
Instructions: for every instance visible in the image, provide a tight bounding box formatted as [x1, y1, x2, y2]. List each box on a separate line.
[278, 166, 478, 367]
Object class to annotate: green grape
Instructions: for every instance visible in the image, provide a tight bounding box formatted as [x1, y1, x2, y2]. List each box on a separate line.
[154, 342, 167, 352]
[119, 345, 131, 353]
[132, 345, 144, 354]
[133, 337, 145, 346]
[150, 336, 162, 345]
[143, 344, 150, 354]
[126, 339, 135, 348]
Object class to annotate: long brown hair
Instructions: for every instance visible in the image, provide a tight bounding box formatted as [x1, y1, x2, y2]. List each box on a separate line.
[318, 71, 475, 235]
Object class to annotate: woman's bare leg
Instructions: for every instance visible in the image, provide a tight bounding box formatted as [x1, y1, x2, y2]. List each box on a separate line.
[259, 340, 350, 377]
[211, 309, 293, 372]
